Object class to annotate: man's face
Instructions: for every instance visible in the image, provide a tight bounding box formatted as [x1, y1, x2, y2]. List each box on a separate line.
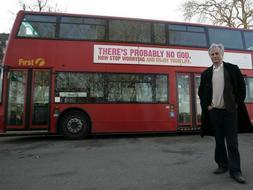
[209, 48, 223, 65]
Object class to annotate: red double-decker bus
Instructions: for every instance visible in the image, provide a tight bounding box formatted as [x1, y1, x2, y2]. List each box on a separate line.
[0, 11, 253, 139]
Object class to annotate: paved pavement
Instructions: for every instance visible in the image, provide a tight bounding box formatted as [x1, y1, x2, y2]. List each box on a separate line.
[0, 133, 253, 190]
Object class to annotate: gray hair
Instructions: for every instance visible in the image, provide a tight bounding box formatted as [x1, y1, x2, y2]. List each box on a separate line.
[208, 43, 224, 56]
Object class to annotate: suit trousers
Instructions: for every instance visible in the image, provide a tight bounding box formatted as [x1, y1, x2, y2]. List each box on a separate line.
[209, 108, 241, 175]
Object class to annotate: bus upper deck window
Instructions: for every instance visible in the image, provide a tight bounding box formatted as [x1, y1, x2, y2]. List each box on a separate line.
[244, 31, 253, 50]
[17, 14, 57, 38]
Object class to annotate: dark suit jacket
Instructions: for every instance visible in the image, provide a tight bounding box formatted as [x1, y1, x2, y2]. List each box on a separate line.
[198, 62, 253, 137]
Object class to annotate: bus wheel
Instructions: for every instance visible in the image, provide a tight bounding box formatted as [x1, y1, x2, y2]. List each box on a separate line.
[60, 111, 90, 139]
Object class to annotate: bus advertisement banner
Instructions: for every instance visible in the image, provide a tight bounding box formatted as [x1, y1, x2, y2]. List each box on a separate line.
[94, 45, 252, 69]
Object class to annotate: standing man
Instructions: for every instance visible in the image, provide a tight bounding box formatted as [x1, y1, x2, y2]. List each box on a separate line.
[198, 43, 252, 184]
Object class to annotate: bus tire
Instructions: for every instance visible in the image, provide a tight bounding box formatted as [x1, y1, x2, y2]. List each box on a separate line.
[60, 111, 90, 139]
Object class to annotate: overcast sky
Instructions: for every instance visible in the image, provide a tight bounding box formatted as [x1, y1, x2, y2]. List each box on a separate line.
[0, 0, 186, 33]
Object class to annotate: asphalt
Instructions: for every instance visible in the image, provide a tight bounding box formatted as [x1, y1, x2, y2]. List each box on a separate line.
[1, 133, 253, 190]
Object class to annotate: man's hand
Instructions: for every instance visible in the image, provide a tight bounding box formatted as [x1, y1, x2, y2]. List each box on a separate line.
[207, 105, 213, 110]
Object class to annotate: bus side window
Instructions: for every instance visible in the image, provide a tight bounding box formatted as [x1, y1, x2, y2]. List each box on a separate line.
[168, 24, 207, 47]
[244, 31, 253, 50]
[154, 23, 166, 44]
[109, 19, 151, 43]
[245, 77, 253, 102]
[0, 66, 3, 103]
[59, 16, 106, 40]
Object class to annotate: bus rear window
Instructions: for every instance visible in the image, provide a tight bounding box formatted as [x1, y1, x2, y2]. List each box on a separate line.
[17, 15, 56, 38]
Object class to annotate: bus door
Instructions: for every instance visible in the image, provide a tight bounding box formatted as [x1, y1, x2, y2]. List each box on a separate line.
[5, 69, 51, 130]
[176, 73, 201, 131]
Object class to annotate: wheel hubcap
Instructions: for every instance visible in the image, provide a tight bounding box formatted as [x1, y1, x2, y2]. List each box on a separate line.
[67, 118, 83, 134]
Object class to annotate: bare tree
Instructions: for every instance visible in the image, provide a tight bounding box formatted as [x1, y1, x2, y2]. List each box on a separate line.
[182, 0, 253, 28]
[19, 0, 62, 12]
